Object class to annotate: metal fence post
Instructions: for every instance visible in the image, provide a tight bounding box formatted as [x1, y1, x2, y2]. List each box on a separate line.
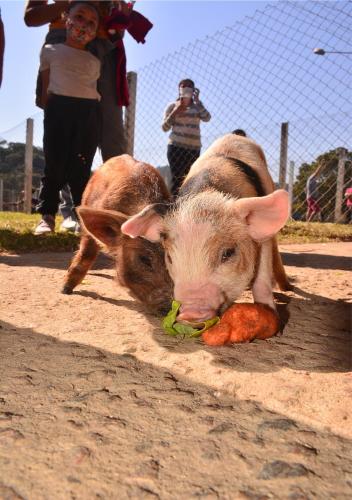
[0, 178, 3, 211]
[334, 147, 348, 223]
[24, 118, 34, 214]
[125, 71, 137, 156]
[288, 160, 294, 218]
[279, 122, 289, 189]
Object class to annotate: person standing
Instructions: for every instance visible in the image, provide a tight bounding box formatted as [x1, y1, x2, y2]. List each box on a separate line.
[162, 78, 211, 195]
[306, 163, 324, 222]
[25, 1, 153, 231]
[34, 1, 100, 235]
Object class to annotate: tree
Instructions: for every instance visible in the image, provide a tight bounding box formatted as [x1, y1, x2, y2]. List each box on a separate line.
[0, 141, 45, 195]
[292, 148, 352, 222]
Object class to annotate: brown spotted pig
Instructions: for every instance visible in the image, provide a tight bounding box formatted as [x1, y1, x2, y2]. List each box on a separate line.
[120, 134, 290, 324]
[62, 155, 173, 315]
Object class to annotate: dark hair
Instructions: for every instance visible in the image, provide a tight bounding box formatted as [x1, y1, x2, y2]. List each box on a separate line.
[68, 1, 100, 16]
[232, 129, 247, 137]
[178, 78, 195, 89]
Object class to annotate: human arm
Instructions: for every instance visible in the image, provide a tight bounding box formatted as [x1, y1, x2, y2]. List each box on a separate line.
[193, 89, 211, 122]
[40, 68, 50, 109]
[161, 102, 186, 132]
[0, 9, 4, 87]
[312, 162, 325, 178]
[24, 0, 68, 27]
[38, 45, 50, 109]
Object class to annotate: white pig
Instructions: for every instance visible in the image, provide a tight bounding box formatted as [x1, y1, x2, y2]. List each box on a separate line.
[121, 134, 290, 324]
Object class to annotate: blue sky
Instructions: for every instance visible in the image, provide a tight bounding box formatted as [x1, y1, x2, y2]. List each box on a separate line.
[0, 0, 269, 133]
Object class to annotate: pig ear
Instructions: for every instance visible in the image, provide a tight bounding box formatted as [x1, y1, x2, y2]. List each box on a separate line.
[78, 207, 128, 247]
[234, 189, 289, 241]
[121, 204, 165, 242]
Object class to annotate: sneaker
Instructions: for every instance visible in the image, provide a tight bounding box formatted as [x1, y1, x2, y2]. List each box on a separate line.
[60, 216, 78, 233]
[34, 215, 55, 235]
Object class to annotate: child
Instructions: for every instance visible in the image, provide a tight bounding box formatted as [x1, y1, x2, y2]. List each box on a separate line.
[34, 1, 101, 235]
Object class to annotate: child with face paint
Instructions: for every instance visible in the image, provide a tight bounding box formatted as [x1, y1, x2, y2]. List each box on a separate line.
[162, 78, 211, 196]
[34, 1, 101, 235]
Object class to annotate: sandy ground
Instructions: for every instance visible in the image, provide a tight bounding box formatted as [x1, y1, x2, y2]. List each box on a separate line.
[0, 242, 351, 499]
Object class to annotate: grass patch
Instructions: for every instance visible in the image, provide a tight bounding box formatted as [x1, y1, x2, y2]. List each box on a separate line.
[0, 212, 351, 253]
[278, 220, 352, 244]
[0, 212, 79, 253]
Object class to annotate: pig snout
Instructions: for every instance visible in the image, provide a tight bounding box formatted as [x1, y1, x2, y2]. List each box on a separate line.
[174, 282, 222, 324]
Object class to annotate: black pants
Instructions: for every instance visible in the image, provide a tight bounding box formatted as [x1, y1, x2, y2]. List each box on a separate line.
[37, 94, 99, 216]
[167, 144, 200, 195]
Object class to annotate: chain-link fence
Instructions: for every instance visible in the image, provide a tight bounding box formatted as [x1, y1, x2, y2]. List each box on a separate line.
[130, 0, 351, 222]
[1, 1, 351, 221]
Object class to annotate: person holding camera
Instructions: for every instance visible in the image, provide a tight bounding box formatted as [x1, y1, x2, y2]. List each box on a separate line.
[162, 78, 211, 195]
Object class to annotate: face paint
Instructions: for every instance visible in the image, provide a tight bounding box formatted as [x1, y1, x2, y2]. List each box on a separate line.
[66, 5, 98, 44]
[66, 18, 96, 43]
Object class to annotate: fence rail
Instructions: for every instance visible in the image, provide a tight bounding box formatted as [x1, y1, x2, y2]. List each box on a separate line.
[1, 1, 351, 222]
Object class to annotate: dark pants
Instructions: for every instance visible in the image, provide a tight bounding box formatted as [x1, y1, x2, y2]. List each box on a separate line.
[167, 144, 200, 195]
[37, 94, 99, 216]
[97, 47, 126, 161]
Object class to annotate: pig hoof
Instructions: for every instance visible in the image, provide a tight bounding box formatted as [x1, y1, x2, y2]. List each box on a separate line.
[62, 285, 73, 295]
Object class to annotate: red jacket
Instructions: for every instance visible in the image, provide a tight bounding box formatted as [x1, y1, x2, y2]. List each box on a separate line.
[105, 9, 153, 106]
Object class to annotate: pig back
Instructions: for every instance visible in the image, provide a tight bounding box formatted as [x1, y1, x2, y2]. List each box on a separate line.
[81, 154, 171, 214]
[185, 134, 275, 197]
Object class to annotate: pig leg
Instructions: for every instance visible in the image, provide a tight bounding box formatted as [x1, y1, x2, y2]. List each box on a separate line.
[62, 235, 99, 294]
[251, 240, 276, 310]
[272, 237, 292, 291]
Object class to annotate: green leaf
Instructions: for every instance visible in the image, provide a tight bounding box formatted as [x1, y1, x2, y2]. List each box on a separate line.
[162, 300, 219, 338]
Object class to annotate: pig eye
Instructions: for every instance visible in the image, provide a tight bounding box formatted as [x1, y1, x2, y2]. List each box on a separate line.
[221, 247, 236, 263]
[139, 254, 153, 269]
[166, 253, 172, 264]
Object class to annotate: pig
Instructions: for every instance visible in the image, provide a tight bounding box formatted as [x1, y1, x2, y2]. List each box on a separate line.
[62, 155, 173, 315]
[120, 134, 290, 324]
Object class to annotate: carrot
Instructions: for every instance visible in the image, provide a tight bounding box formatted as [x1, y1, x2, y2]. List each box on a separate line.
[202, 303, 279, 346]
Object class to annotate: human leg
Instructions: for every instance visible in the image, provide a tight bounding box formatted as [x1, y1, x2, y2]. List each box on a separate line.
[97, 49, 126, 161]
[167, 145, 200, 196]
[35, 96, 73, 233]
[67, 99, 99, 210]
[59, 185, 75, 219]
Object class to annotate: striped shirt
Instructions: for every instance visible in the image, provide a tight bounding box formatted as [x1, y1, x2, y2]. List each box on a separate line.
[162, 100, 211, 150]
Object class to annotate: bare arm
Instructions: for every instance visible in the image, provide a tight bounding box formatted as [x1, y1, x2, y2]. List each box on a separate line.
[24, 0, 68, 27]
[0, 13, 4, 87]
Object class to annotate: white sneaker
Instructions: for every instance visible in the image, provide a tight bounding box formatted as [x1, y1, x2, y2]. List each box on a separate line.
[60, 216, 77, 233]
[34, 215, 55, 235]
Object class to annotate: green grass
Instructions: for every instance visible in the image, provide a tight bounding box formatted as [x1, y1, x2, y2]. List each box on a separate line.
[278, 220, 352, 244]
[0, 212, 79, 253]
[0, 212, 351, 253]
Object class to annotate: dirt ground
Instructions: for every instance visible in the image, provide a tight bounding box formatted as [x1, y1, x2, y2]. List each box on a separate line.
[0, 242, 351, 500]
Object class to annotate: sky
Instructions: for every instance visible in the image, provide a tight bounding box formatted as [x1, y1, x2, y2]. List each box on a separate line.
[0, 0, 270, 134]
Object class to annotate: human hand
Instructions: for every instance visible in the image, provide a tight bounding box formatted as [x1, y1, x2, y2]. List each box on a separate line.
[114, 1, 134, 16]
[193, 87, 200, 104]
[173, 100, 187, 114]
